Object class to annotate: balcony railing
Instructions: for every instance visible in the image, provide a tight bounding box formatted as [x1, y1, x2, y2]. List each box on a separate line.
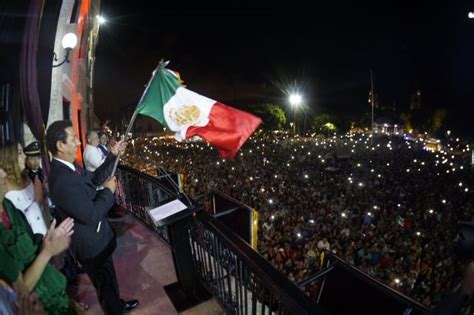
[116, 164, 328, 315]
[116, 164, 429, 315]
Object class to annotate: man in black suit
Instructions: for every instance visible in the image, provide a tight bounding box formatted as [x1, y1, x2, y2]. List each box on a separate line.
[46, 120, 138, 314]
[24, 140, 85, 285]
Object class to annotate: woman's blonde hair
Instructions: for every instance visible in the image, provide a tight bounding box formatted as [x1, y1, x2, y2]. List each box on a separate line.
[0, 143, 25, 189]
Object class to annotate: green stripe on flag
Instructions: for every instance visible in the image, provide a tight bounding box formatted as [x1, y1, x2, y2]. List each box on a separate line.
[136, 68, 181, 128]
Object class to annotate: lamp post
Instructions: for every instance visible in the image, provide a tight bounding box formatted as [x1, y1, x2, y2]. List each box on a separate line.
[52, 32, 78, 67]
[97, 15, 106, 24]
[289, 93, 302, 135]
[370, 69, 375, 145]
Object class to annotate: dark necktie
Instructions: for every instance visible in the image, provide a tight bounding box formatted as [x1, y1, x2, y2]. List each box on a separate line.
[74, 163, 83, 175]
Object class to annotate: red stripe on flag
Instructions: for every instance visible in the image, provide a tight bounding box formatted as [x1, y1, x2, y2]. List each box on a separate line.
[186, 102, 261, 159]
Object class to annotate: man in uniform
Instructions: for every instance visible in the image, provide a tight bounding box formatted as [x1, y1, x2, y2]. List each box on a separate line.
[23, 141, 44, 183]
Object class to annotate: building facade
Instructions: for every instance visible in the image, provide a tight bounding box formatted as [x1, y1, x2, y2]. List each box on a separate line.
[0, 0, 101, 161]
[48, 0, 102, 156]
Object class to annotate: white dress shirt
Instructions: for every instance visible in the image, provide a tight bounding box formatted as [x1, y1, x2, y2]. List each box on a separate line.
[83, 144, 106, 172]
[53, 157, 76, 171]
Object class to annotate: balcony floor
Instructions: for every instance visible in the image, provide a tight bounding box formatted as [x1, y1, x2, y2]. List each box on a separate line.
[68, 213, 222, 315]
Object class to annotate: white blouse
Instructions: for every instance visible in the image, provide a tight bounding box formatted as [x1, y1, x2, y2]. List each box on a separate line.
[5, 182, 48, 235]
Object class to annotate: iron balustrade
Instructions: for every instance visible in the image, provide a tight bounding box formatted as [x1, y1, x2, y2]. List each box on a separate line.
[298, 253, 429, 315]
[189, 213, 327, 315]
[116, 164, 177, 244]
[116, 164, 328, 315]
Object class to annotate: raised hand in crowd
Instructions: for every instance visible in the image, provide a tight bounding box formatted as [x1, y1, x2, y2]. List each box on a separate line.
[42, 218, 74, 257]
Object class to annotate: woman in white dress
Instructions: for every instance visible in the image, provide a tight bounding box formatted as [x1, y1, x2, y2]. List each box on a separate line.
[2, 144, 47, 235]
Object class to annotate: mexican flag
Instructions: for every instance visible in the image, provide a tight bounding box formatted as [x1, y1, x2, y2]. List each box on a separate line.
[136, 64, 262, 159]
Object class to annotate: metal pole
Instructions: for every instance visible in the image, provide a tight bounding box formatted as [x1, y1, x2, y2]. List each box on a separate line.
[293, 107, 296, 135]
[110, 62, 165, 177]
[370, 69, 375, 145]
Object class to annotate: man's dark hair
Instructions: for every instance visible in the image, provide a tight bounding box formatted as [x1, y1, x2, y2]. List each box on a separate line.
[46, 120, 73, 156]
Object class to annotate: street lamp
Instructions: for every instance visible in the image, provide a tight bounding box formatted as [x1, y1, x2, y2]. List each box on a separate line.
[289, 93, 302, 135]
[52, 32, 77, 67]
[97, 15, 106, 24]
[469, 12, 474, 19]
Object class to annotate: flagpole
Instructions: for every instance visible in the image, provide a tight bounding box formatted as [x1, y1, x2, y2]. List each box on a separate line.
[109, 60, 196, 211]
[370, 69, 375, 145]
[110, 61, 167, 177]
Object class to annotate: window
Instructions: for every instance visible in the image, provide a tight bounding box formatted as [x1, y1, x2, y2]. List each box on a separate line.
[70, 0, 80, 24]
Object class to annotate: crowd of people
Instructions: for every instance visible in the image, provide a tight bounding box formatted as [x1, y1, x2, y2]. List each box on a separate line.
[123, 131, 473, 307]
[1, 122, 472, 313]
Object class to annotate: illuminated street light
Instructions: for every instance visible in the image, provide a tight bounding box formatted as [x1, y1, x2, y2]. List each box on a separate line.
[97, 15, 106, 24]
[53, 32, 77, 67]
[61, 33, 77, 49]
[469, 12, 474, 19]
[289, 94, 302, 107]
[289, 93, 302, 135]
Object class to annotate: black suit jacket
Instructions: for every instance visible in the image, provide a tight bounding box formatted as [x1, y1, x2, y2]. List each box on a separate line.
[98, 144, 108, 157]
[49, 155, 117, 263]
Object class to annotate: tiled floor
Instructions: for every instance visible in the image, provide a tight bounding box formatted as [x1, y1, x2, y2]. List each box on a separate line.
[68, 214, 222, 314]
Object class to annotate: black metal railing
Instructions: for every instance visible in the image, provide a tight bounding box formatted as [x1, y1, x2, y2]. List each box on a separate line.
[298, 253, 429, 315]
[116, 165, 328, 315]
[115, 164, 178, 244]
[189, 212, 327, 315]
[194, 190, 254, 246]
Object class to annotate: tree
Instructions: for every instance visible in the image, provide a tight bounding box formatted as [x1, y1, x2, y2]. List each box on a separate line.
[354, 112, 371, 130]
[400, 112, 413, 132]
[312, 114, 337, 135]
[430, 108, 447, 136]
[400, 108, 447, 136]
[250, 104, 287, 131]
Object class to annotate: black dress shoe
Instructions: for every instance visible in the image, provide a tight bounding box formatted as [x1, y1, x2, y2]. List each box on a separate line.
[122, 299, 139, 312]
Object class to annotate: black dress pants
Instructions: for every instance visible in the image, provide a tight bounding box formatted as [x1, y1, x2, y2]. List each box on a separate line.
[84, 255, 123, 315]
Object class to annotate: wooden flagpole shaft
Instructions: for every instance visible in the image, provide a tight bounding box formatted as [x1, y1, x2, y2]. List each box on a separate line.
[109, 61, 167, 178]
[109, 108, 139, 177]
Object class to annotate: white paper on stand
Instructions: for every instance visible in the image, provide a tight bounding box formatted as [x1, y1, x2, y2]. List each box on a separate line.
[148, 199, 188, 224]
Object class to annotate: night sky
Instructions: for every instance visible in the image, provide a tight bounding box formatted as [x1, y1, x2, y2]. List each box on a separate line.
[94, 0, 474, 136]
